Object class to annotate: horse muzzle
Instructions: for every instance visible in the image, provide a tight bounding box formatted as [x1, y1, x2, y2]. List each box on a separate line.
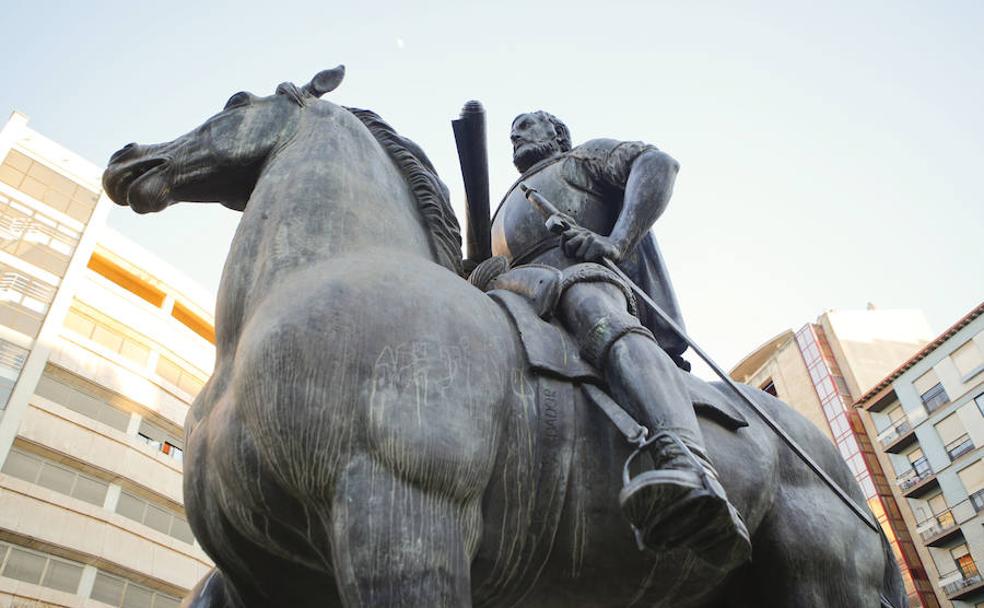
[103, 143, 171, 212]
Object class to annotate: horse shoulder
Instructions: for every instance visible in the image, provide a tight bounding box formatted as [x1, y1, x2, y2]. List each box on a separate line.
[362, 273, 518, 503]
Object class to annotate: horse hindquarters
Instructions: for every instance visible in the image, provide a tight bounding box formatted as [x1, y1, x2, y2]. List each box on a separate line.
[711, 389, 890, 608]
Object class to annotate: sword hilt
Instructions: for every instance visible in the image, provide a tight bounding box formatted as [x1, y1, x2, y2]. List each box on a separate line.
[520, 183, 572, 234]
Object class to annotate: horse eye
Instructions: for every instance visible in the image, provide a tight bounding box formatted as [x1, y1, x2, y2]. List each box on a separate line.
[224, 92, 252, 110]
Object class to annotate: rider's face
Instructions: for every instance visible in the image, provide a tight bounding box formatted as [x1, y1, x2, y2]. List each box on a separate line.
[511, 114, 561, 172]
[511, 114, 557, 153]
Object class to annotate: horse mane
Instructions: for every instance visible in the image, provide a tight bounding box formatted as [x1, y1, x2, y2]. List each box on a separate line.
[344, 107, 464, 276]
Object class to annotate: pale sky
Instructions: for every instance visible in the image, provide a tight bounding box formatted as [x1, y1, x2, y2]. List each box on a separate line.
[2, 0, 981, 378]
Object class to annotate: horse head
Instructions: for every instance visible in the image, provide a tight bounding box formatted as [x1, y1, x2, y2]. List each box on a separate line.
[102, 66, 346, 214]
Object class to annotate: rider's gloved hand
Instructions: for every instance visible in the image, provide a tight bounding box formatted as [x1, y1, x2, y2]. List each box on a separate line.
[561, 225, 623, 263]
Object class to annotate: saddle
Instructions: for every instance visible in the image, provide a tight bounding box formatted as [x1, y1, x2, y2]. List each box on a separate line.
[487, 289, 749, 432]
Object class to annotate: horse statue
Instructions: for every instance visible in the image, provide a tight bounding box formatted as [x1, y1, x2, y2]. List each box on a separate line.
[102, 66, 906, 608]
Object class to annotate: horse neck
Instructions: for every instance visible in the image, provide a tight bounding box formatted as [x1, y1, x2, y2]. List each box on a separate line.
[246, 114, 437, 264]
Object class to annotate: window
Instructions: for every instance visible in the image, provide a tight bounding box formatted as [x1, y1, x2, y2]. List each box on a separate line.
[829, 412, 850, 438]
[914, 369, 949, 413]
[760, 379, 777, 397]
[0, 262, 56, 337]
[137, 419, 184, 462]
[63, 309, 152, 367]
[925, 493, 957, 528]
[155, 355, 204, 396]
[0, 338, 28, 409]
[2, 449, 108, 506]
[953, 339, 984, 379]
[0, 542, 83, 594]
[887, 406, 906, 423]
[977, 393, 984, 418]
[816, 376, 835, 400]
[34, 373, 131, 432]
[936, 414, 975, 461]
[921, 384, 948, 413]
[808, 362, 825, 385]
[907, 448, 931, 477]
[952, 544, 980, 579]
[115, 491, 195, 544]
[929, 492, 948, 515]
[91, 571, 181, 608]
[0, 149, 99, 222]
[846, 452, 866, 477]
[880, 406, 911, 443]
[959, 461, 984, 512]
[0, 194, 78, 276]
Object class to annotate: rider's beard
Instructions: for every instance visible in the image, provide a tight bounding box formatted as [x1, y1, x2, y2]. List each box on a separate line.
[513, 140, 562, 173]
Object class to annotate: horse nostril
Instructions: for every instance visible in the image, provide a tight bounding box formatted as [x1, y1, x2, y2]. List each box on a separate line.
[110, 143, 138, 164]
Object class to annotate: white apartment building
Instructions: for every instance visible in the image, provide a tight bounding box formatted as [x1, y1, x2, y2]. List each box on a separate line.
[0, 112, 214, 608]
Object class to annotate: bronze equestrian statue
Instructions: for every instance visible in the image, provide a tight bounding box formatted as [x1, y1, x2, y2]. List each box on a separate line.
[102, 66, 907, 608]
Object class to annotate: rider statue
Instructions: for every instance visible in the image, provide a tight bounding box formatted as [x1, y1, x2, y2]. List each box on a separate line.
[485, 111, 751, 571]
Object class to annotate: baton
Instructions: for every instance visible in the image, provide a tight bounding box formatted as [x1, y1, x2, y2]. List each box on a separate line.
[518, 183, 879, 533]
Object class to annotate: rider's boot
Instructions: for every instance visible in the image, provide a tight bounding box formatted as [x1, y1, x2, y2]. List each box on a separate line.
[604, 333, 752, 571]
[559, 280, 750, 571]
[619, 430, 750, 570]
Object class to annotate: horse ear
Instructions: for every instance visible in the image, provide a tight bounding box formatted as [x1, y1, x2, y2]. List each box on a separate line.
[304, 65, 345, 97]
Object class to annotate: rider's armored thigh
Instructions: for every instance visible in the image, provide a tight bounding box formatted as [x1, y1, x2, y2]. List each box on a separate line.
[480, 260, 655, 368]
[486, 264, 564, 319]
[557, 263, 654, 368]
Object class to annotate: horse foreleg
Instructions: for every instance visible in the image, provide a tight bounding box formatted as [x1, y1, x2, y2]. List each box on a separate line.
[330, 455, 480, 608]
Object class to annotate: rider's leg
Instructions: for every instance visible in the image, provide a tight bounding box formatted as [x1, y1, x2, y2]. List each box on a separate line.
[558, 280, 750, 571]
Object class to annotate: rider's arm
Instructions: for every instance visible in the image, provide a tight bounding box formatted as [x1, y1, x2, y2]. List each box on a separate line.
[560, 143, 679, 263]
[607, 149, 680, 260]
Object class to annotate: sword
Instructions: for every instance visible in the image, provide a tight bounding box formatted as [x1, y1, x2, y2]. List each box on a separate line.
[519, 182, 880, 533]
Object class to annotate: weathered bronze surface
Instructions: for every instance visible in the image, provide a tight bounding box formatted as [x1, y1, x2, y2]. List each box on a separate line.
[452, 100, 492, 267]
[102, 67, 907, 608]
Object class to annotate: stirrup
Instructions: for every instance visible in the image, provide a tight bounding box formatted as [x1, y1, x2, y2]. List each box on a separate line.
[621, 431, 716, 552]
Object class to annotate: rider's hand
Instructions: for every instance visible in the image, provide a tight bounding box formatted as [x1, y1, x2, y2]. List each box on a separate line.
[561, 226, 623, 262]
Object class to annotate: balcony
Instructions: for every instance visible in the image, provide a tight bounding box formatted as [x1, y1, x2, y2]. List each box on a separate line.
[898, 465, 939, 498]
[879, 419, 917, 453]
[947, 434, 976, 462]
[918, 500, 977, 547]
[942, 568, 984, 601]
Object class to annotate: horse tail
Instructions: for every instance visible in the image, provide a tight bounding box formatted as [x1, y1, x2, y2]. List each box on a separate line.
[879, 528, 908, 608]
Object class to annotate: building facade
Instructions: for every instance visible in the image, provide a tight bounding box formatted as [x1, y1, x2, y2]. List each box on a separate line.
[0, 112, 214, 607]
[857, 303, 984, 608]
[731, 307, 939, 607]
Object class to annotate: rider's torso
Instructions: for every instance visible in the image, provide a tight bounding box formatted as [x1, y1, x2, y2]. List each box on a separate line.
[491, 157, 620, 269]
